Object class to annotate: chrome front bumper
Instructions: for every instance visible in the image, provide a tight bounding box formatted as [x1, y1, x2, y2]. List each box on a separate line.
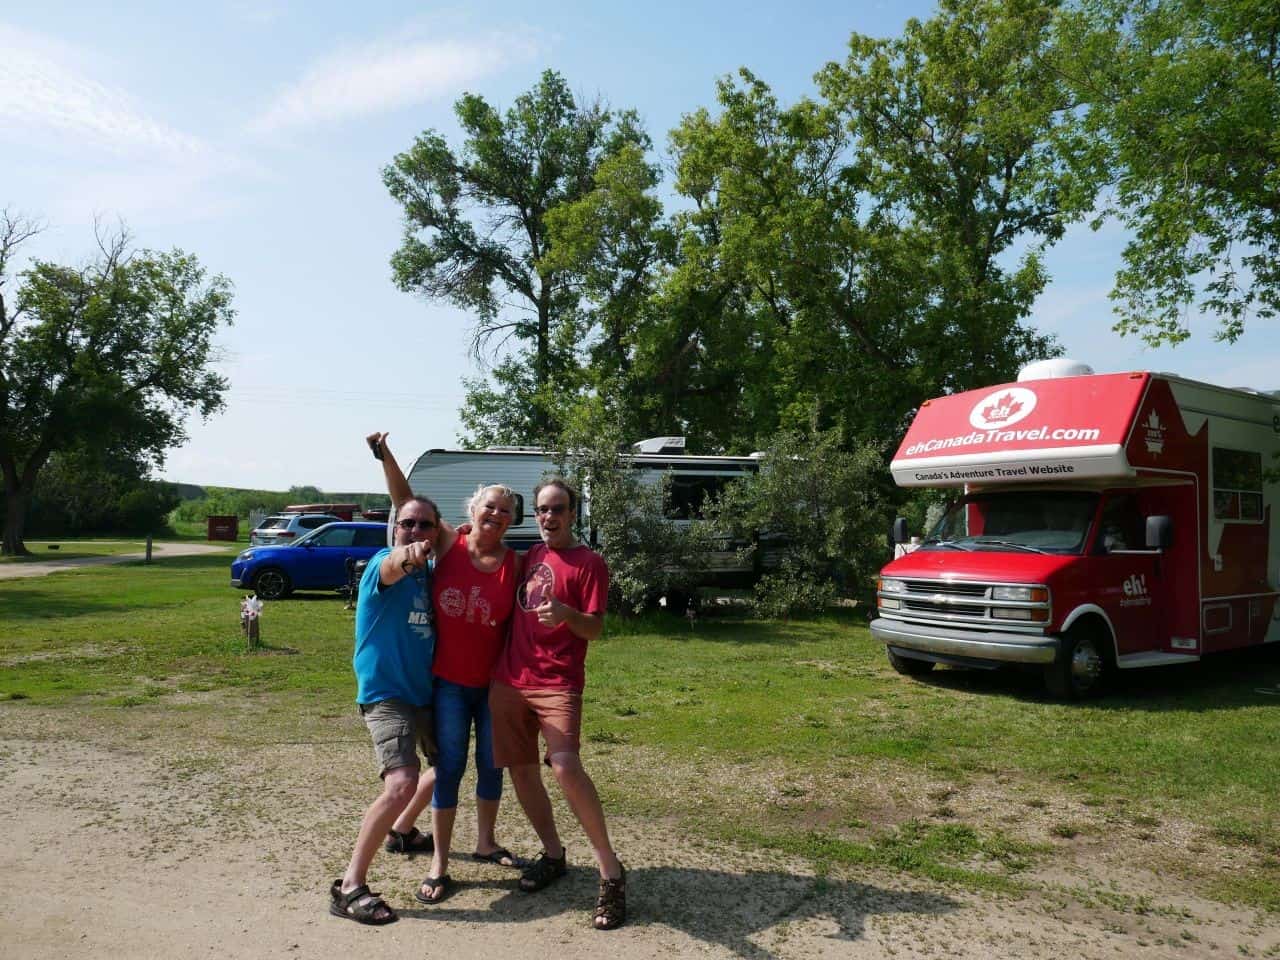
[870, 618, 1059, 665]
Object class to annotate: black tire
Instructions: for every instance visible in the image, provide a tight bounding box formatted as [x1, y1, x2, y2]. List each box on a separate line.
[1044, 624, 1109, 699]
[253, 567, 292, 600]
[887, 647, 936, 676]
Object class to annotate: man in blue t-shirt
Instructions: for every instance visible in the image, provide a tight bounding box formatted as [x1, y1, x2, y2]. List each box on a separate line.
[330, 495, 440, 925]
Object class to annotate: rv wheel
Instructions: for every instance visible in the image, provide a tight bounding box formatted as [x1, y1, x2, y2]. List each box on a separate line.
[887, 647, 936, 676]
[1044, 625, 1108, 699]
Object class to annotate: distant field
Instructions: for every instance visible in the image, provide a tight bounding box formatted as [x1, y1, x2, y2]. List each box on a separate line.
[2, 556, 1278, 915]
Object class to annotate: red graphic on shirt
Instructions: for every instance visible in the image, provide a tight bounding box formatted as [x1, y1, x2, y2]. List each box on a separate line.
[517, 562, 555, 611]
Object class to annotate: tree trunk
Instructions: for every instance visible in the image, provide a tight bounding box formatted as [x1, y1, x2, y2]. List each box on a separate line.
[2, 487, 31, 556]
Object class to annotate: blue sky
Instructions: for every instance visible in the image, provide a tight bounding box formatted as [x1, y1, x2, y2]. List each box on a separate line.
[3, 1, 1276, 492]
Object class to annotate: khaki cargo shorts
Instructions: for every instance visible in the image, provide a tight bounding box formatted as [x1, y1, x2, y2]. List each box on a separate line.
[359, 698, 437, 776]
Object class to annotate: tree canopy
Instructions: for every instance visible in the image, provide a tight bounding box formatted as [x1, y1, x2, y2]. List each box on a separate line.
[0, 215, 233, 554]
[383, 69, 652, 443]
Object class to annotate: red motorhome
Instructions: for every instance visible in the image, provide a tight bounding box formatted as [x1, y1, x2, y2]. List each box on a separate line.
[870, 359, 1280, 697]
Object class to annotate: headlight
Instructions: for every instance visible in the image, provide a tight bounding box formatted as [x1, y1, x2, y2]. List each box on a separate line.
[991, 585, 1048, 603]
[879, 597, 901, 610]
[237, 551, 255, 562]
[879, 578, 907, 594]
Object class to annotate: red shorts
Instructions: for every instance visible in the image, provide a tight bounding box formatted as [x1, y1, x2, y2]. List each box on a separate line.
[488, 681, 582, 768]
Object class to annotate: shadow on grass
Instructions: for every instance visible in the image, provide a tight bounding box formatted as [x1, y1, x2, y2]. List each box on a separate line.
[904, 644, 1280, 712]
[0, 587, 126, 620]
[397, 865, 956, 957]
[607, 608, 868, 648]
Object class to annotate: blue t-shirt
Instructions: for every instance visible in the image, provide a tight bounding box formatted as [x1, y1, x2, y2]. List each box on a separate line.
[353, 548, 435, 706]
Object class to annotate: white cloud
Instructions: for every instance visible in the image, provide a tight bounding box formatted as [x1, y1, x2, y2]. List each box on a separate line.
[0, 22, 207, 158]
[252, 30, 542, 133]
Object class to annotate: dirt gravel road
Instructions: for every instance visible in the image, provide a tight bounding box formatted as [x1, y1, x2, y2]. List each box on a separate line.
[0, 542, 228, 580]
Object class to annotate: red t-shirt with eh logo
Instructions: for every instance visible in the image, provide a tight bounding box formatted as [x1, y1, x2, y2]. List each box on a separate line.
[430, 534, 517, 687]
[492, 543, 609, 692]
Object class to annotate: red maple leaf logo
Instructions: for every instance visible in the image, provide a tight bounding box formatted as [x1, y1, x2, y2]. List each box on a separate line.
[982, 393, 1022, 423]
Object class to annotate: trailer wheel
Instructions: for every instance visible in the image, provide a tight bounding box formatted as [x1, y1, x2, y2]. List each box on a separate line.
[887, 647, 936, 676]
[1044, 624, 1108, 699]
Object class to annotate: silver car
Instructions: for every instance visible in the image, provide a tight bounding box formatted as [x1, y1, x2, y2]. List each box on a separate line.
[249, 513, 342, 547]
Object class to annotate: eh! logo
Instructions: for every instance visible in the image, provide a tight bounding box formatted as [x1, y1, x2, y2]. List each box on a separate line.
[1123, 574, 1148, 598]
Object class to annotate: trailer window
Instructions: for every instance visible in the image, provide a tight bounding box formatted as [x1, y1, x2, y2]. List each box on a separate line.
[1212, 448, 1263, 522]
[668, 475, 732, 520]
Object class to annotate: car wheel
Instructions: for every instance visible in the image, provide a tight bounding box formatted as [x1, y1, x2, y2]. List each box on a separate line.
[1044, 624, 1109, 699]
[254, 567, 292, 600]
[887, 646, 936, 676]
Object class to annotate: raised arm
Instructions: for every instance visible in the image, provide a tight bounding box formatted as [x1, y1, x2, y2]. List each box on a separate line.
[366, 432, 414, 510]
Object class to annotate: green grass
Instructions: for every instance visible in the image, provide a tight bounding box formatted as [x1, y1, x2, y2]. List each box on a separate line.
[2, 559, 1279, 909]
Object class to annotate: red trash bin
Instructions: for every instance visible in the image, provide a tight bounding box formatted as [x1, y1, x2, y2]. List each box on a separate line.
[206, 515, 239, 541]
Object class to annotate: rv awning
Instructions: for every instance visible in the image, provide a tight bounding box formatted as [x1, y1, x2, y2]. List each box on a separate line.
[890, 373, 1148, 487]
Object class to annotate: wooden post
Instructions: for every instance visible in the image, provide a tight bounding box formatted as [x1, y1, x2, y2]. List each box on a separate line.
[145, 535, 153, 564]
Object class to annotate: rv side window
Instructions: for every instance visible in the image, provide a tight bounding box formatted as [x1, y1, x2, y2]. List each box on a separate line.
[1212, 447, 1263, 522]
[668, 475, 730, 521]
[1096, 494, 1143, 553]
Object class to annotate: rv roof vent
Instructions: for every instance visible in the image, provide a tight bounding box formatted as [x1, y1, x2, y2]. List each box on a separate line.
[632, 436, 687, 454]
[749, 451, 767, 459]
[1017, 358, 1095, 381]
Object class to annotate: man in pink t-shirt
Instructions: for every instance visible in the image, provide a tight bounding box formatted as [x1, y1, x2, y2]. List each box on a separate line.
[489, 477, 627, 931]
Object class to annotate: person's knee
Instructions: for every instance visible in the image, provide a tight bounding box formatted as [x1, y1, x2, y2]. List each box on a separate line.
[382, 766, 419, 807]
[547, 751, 584, 786]
[475, 766, 503, 802]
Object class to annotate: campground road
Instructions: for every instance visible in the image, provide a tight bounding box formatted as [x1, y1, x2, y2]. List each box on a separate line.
[0, 542, 229, 579]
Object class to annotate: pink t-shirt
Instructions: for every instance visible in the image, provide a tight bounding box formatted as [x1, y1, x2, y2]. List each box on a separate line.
[492, 543, 609, 691]
[431, 533, 517, 687]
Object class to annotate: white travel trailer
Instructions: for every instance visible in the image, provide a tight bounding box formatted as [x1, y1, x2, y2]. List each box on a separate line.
[405, 437, 765, 584]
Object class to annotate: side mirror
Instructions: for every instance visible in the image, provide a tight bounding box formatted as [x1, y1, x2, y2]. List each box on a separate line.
[892, 517, 909, 545]
[1146, 515, 1173, 549]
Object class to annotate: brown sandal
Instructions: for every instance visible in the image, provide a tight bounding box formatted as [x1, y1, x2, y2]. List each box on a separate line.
[593, 863, 627, 930]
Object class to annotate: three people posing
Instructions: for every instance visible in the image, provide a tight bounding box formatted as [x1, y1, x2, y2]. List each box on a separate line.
[333, 433, 626, 929]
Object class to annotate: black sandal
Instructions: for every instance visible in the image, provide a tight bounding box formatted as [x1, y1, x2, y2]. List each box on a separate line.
[471, 847, 522, 867]
[329, 879, 397, 925]
[519, 849, 568, 892]
[593, 864, 627, 930]
[384, 827, 434, 855]
[414, 874, 454, 904]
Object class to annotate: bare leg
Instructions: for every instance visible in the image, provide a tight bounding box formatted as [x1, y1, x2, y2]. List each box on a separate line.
[340, 765, 419, 918]
[419, 805, 456, 900]
[390, 766, 435, 835]
[508, 762, 563, 858]
[473, 796, 500, 852]
[549, 753, 621, 880]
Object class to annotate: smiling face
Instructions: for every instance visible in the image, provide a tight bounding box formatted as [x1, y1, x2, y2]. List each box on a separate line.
[534, 483, 574, 550]
[470, 486, 515, 543]
[393, 499, 440, 551]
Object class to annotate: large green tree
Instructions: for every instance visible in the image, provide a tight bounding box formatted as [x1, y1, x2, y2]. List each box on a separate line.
[0, 215, 233, 555]
[383, 70, 651, 443]
[648, 0, 1075, 453]
[1057, 0, 1280, 345]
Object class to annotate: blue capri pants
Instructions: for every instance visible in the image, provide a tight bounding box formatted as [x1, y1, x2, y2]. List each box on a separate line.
[431, 677, 503, 809]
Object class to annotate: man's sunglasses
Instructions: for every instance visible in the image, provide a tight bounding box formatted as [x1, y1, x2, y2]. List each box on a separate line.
[396, 518, 437, 531]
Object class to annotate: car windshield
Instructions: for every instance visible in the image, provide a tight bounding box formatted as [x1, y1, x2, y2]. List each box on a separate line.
[292, 524, 336, 546]
[922, 491, 1098, 555]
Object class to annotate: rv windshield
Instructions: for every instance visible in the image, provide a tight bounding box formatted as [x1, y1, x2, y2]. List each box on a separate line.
[922, 491, 1099, 555]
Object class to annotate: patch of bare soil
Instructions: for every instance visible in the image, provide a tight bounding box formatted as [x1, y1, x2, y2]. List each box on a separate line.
[1, 704, 1276, 960]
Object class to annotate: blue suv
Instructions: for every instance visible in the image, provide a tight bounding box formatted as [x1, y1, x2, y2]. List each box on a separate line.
[230, 521, 388, 600]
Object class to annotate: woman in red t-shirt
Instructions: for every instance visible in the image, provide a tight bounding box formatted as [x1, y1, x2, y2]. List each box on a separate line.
[368, 434, 523, 905]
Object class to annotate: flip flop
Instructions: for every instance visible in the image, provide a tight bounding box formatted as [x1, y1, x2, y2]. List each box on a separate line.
[414, 874, 454, 905]
[471, 847, 521, 867]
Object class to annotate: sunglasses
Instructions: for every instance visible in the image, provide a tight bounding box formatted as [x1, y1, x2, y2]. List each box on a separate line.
[396, 518, 437, 531]
[535, 504, 568, 516]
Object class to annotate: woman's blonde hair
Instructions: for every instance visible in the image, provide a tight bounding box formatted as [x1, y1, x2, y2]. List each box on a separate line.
[465, 483, 518, 518]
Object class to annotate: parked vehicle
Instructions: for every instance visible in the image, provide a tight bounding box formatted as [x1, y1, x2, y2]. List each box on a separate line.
[405, 437, 768, 585]
[871, 358, 1280, 698]
[231, 521, 388, 599]
[249, 512, 342, 546]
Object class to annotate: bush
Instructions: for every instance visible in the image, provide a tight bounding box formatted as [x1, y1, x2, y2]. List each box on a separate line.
[702, 428, 889, 618]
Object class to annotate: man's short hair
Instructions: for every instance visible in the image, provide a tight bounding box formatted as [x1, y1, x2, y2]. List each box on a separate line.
[396, 495, 440, 523]
[534, 477, 578, 512]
